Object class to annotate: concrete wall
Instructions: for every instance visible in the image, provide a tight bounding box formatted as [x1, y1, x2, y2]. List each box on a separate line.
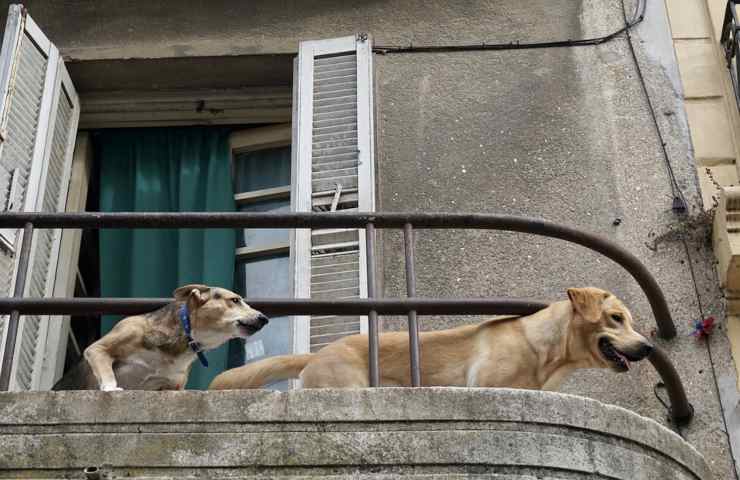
[0, 1, 578, 61]
[0, 388, 711, 479]
[0, 0, 735, 478]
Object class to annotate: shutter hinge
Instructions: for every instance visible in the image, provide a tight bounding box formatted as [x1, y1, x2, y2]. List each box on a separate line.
[356, 33, 368, 43]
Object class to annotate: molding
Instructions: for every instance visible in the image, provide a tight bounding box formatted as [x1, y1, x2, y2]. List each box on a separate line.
[715, 187, 740, 312]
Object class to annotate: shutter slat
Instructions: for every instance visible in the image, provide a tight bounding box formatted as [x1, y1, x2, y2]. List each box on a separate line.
[315, 87, 357, 101]
[311, 152, 359, 165]
[314, 67, 356, 80]
[313, 114, 358, 130]
[312, 269, 360, 281]
[314, 75, 358, 90]
[312, 167, 358, 180]
[312, 138, 357, 150]
[312, 159, 358, 172]
[312, 145, 358, 157]
[311, 321, 361, 335]
[312, 229, 358, 247]
[314, 56, 356, 68]
[313, 108, 357, 123]
[314, 122, 357, 136]
[312, 130, 357, 142]
[312, 175, 358, 192]
[314, 94, 359, 108]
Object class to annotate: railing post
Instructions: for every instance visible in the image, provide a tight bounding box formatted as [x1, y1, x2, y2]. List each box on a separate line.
[0, 222, 34, 391]
[365, 222, 380, 387]
[403, 223, 422, 387]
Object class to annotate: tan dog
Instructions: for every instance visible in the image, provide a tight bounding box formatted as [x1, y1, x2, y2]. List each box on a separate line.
[209, 287, 652, 390]
[53, 284, 268, 391]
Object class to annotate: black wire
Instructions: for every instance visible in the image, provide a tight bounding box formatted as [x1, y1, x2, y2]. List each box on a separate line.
[373, 7, 645, 54]
[620, 0, 688, 214]
[654, 382, 685, 438]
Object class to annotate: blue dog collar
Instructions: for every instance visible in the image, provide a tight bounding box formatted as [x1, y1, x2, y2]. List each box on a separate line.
[179, 304, 209, 367]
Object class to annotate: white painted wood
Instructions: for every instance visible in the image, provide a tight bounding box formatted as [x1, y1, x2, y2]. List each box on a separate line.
[0, 6, 33, 371]
[34, 62, 81, 390]
[0, 4, 23, 136]
[39, 130, 89, 390]
[22, 13, 51, 57]
[291, 52, 312, 357]
[308, 35, 356, 56]
[290, 35, 376, 353]
[6, 38, 59, 391]
[0, 9, 80, 390]
[355, 35, 375, 335]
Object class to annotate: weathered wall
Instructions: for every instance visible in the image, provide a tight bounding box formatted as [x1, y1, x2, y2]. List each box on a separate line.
[0, 388, 712, 479]
[0, 0, 734, 477]
[0, 1, 581, 61]
[373, 1, 737, 479]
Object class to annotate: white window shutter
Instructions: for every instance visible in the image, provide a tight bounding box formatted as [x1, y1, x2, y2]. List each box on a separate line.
[291, 35, 375, 354]
[0, 5, 80, 390]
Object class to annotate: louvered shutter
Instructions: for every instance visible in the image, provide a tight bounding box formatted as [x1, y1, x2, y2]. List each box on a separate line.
[0, 5, 80, 390]
[291, 35, 375, 354]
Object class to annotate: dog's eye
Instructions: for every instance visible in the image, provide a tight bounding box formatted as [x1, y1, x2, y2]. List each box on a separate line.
[231, 298, 241, 305]
[610, 314, 624, 324]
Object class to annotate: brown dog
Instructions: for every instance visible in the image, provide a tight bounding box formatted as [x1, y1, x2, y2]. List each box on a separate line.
[209, 287, 652, 390]
[53, 284, 268, 391]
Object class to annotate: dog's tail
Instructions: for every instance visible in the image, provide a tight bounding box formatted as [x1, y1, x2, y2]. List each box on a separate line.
[209, 354, 314, 390]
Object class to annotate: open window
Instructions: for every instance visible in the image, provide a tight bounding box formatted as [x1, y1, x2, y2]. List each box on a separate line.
[0, 2, 376, 391]
[0, 5, 81, 390]
[229, 124, 293, 384]
[230, 35, 377, 386]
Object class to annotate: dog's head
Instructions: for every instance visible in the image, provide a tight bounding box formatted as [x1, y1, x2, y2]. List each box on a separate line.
[567, 287, 653, 372]
[173, 284, 269, 348]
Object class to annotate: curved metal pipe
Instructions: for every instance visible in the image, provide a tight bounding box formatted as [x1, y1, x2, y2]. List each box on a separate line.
[0, 211, 676, 338]
[0, 211, 687, 423]
[0, 297, 550, 317]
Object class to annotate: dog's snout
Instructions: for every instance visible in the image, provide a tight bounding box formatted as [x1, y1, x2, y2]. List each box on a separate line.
[623, 342, 654, 361]
[637, 342, 654, 358]
[257, 313, 269, 327]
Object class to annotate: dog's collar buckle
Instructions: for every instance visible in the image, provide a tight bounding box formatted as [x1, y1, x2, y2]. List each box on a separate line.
[179, 304, 209, 368]
[188, 339, 204, 353]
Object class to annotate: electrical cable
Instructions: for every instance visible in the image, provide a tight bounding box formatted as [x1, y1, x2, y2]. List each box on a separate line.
[374, 5, 645, 54]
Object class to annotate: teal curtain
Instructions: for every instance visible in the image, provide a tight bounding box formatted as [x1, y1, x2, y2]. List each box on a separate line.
[96, 127, 236, 389]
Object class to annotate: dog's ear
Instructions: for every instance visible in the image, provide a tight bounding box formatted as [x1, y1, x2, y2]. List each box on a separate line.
[173, 284, 211, 306]
[567, 287, 607, 323]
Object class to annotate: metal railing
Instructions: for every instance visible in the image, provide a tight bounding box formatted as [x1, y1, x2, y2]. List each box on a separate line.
[0, 211, 693, 425]
[722, 0, 740, 107]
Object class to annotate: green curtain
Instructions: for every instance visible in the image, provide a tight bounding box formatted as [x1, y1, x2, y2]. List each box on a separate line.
[96, 127, 236, 389]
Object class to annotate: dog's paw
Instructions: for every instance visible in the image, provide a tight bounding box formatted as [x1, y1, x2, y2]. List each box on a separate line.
[100, 384, 123, 392]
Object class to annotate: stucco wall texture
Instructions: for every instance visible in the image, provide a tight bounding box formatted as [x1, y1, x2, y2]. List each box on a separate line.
[0, 0, 736, 478]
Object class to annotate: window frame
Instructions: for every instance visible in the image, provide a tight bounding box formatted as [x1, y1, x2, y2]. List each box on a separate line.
[229, 123, 292, 262]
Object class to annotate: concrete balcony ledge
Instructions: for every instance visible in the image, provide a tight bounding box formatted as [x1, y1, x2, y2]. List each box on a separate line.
[0, 388, 709, 479]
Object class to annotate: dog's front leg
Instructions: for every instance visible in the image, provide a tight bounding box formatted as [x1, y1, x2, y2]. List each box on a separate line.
[84, 344, 121, 391]
[83, 320, 141, 391]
